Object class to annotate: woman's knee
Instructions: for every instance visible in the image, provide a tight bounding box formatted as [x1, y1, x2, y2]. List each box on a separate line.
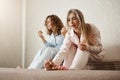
[77, 48, 90, 54]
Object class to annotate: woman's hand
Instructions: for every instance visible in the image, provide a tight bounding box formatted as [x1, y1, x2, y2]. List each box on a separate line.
[44, 60, 68, 70]
[78, 42, 87, 51]
[38, 30, 44, 38]
[61, 27, 67, 37]
[44, 60, 56, 70]
[38, 30, 46, 43]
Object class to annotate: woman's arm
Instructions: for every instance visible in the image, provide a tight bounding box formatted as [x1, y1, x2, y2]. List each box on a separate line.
[86, 24, 103, 54]
[38, 30, 47, 43]
[61, 27, 67, 37]
[53, 32, 72, 65]
[38, 30, 55, 47]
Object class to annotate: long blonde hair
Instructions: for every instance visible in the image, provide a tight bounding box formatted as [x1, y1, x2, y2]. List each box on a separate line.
[67, 9, 92, 45]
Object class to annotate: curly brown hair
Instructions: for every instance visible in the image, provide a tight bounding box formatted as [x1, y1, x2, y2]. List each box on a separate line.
[45, 14, 64, 35]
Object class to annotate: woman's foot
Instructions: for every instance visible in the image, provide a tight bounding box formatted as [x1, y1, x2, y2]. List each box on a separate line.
[44, 60, 68, 70]
[52, 65, 68, 70]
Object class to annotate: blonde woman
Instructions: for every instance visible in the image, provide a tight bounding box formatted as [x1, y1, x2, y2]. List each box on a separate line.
[28, 14, 65, 69]
[44, 9, 104, 70]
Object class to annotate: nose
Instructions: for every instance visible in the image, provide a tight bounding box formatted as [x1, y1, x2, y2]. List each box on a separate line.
[47, 22, 52, 26]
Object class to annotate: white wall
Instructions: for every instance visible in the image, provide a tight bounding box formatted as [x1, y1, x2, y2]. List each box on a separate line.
[26, 0, 120, 67]
[0, 0, 22, 67]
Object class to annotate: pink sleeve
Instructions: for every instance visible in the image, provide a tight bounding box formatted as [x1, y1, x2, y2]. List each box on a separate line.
[87, 24, 103, 54]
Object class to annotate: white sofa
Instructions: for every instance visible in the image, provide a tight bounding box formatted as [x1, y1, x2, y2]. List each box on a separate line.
[0, 68, 120, 80]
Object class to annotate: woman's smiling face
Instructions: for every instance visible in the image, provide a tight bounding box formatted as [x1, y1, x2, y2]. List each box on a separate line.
[46, 18, 54, 30]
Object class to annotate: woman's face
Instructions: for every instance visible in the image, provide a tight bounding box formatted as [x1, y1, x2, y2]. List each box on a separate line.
[67, 12, 80, 30]
[46, 18, 54, 30]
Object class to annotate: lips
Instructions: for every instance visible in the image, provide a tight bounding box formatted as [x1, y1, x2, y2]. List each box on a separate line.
[71, 24, 76, 27]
